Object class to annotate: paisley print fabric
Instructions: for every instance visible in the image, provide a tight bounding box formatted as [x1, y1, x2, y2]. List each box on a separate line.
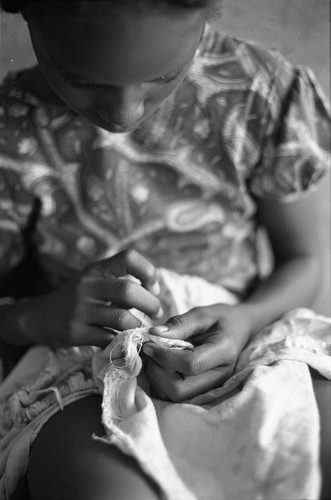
[0, 26, 330, 294]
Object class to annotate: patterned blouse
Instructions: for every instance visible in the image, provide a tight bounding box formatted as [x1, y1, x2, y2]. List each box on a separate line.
[0, 26, 330, 295]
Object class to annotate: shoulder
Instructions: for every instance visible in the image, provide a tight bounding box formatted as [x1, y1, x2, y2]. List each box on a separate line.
[0, 71, 90, 165]
[0, 72, 41, 159]
[189, 25, 297, 104]
[0, 72, 40, 120]
[187, 26, 330, 136]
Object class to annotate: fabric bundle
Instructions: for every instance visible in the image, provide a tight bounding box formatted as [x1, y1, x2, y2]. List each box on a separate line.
[92, 305, 331, 500]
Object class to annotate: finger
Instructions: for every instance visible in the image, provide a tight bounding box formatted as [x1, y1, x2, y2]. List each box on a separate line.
[70, 324, 114, 348]
[80, 277, 161, 318]
[149, 306, 219, 340]
[171, 367, 232, 401]
[92, 249, 159, 293]
[143, 334, 227, 375]
[83, 304, 145, 331]
[145, 360, 182, 401]
[146, 359, 231, 402]
[149, 386, 169, 401]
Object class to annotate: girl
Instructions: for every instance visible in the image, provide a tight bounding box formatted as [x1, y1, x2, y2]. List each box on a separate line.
[0, 1, 330, 499]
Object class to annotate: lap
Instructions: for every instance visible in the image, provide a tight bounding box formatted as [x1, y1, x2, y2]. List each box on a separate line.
[26, 373, 330, 500]
[27, 396, 160, 500]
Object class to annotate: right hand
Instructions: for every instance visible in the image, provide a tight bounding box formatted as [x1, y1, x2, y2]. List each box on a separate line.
[21, 249, 161, 348]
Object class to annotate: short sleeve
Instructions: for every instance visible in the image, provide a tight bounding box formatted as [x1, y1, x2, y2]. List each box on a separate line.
[0, 166, 37, 280]
[0, 75, 41, 280]
[248, 59, 330, 202]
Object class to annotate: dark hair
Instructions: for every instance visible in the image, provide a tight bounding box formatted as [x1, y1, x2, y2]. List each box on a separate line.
[0, 0, 222, 15]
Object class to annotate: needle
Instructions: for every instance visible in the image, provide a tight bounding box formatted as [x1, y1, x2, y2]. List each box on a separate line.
[141, 313, 147, 329]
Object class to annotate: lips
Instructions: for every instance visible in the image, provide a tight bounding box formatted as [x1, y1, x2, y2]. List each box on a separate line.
[99, 116, 142, 133]
[106, 122, 133, 133]
[97, 108, 144, 133]
[92, 114, 137, 133]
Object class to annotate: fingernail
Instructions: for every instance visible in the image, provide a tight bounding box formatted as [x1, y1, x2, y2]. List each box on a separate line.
[142, 345, 153, 356]
[155, 307, 164, 319]
[152, 281, 161, 296]
[150, 324, 169, 334]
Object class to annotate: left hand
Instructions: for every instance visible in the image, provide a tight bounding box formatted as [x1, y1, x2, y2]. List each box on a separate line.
[143, 304, 253, 402]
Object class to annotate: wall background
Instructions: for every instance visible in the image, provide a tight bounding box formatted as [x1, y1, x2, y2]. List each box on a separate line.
[0, 0, 330, 314]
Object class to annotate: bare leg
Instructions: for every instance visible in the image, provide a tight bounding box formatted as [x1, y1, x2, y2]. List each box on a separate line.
[27, 396, 160, 500]
[311, 369, 331, 500]
[26, 376, 330, 500]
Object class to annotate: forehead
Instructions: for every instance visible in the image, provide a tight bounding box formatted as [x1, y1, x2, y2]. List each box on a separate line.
[28, 1, 203, 84]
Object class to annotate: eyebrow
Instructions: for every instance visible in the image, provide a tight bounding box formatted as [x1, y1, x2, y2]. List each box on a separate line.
[48, 55, 189, 89]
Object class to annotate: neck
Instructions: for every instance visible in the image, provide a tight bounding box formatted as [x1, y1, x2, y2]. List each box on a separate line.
[19, 65, 65, 105]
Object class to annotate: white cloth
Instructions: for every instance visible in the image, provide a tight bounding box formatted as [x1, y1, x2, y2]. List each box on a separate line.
[92, 270, 331, 500]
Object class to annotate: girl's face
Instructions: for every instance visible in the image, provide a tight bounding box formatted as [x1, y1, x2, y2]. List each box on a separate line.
[26, 2, 204, 133]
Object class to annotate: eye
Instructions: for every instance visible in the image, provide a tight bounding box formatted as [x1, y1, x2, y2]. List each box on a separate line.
[157, 68, 184, 85]
[60, 67, 185, 89]
[63, 77, 98, 89]
[60, 71, 107, 89]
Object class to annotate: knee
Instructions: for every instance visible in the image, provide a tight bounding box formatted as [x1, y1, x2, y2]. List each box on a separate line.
[27, 396, 160, 500]
[28, 434, 160, 500]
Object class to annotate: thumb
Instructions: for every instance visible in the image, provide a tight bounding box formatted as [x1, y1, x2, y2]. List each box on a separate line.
[149, 307, 215, 340]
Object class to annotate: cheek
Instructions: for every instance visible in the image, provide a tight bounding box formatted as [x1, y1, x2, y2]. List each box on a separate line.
[59, 88, 94, 114]
[50, 80, 93, 112]
[37, 66, 94, 113]
[28, 36, 88, 110]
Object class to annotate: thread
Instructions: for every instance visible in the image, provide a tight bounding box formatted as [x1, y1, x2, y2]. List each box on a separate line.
[107, 332, 144, 370]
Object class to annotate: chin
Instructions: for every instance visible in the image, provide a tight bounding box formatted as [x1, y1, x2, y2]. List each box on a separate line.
[87, 114, 144, 134]
[87, 103, 163, 134]
[103, 123, 137, 134]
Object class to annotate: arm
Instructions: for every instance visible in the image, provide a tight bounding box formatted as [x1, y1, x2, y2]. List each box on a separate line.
[143, 189, 324, 401]
[239, 190, 322, 332]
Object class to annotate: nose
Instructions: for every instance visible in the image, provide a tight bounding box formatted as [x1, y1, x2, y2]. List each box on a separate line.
[96, 86, 145, 127]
